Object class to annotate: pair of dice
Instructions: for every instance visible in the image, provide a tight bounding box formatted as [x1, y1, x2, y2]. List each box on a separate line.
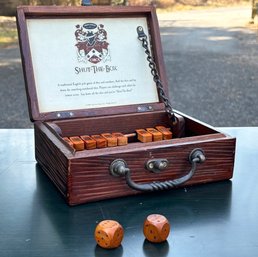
[95, 214, 170, 249]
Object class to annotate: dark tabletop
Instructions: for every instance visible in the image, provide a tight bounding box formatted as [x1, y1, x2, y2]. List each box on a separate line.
[0, 128, 258, 257]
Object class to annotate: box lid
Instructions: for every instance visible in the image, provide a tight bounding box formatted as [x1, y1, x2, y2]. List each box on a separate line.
[17, 5, 168, 122]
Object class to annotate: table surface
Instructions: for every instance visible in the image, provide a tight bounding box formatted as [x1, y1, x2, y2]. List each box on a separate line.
[0, 127, 258, 257]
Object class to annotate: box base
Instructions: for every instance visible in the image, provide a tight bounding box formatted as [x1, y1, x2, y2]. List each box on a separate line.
[35, 111, 235, 205]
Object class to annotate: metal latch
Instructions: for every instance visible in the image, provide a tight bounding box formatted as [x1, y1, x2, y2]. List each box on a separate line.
[137, 105, 153, 112]
[56, 112, 74, 118]
[145, 159, 169, 173]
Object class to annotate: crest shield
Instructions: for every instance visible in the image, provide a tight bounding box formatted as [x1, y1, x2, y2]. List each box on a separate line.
[75, 23, 110, 64]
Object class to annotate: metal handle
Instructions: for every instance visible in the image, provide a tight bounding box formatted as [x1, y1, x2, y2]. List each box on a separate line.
[109, 148, 205, 192]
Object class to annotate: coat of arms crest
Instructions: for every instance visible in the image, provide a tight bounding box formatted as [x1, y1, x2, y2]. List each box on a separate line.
[75, 23, 110, 64]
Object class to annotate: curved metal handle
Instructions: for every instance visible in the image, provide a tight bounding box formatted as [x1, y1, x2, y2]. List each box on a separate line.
[109, 148, 205, 192]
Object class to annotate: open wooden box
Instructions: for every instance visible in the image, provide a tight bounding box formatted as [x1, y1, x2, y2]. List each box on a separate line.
[17, 5, 236, 205]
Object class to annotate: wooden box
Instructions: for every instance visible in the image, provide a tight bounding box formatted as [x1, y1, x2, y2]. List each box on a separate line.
[17, 5, 236, 205]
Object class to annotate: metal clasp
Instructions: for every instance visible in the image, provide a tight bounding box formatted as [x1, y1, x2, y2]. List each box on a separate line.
[137, 105, 153, 112]
[137, 26, 147, 40]
[56, 112, 74, 118]
[146, 159, 169, 173]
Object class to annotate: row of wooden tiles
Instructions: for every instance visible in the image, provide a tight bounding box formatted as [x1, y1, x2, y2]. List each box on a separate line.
[63, 126, 173, 151]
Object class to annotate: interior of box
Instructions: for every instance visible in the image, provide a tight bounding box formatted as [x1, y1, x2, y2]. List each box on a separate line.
[44, 111, 222, 152]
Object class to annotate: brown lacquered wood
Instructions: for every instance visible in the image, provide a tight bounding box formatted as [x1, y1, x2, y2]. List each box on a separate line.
[73, 133, 227, 159]
[50, 110, 221, 139]
[34, 111, 235, 205]
[52, 111, 169, 137]
[19, 6, 236, 206]
[34, 123, 70, 199]
[67, 137, 235, 205]
[63, 137, 74, 147]
[45, 122, 63, 136]
[16, 8, 40, 122]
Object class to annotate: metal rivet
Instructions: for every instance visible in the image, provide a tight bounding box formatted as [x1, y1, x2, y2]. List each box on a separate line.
[161, 161, 167, 168]
[148, 163, 154, 169]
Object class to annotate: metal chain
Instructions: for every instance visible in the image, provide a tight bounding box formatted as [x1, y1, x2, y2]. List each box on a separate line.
[137, 26, 177, 124]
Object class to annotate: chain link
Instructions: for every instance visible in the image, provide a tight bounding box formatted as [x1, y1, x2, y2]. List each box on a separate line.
[137, 26, 177, 124]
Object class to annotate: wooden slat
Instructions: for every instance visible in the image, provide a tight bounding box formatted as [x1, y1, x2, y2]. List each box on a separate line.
[68, 138, 236, 205]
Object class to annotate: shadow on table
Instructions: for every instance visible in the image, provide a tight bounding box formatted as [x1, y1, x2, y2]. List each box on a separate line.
[32, 164, 233, 256]
[143, 239, 169, 257]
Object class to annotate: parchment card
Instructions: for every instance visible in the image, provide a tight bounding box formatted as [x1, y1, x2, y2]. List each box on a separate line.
[26, 17, 159, 113]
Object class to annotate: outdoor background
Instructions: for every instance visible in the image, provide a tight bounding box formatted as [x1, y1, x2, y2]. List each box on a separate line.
[0, 0, 257, 128]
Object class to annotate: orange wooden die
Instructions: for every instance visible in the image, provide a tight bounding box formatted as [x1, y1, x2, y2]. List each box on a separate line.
[91, 135, 107, 149]
[69, 136, 85, 151]
[143, 214, 170, 243]
[155, 126, 173, 140]
[80, 135, 96, 150]
[112, 133, 128, 146]
[101, 133, 117, 147]
[136, 129, 152, 143]
[63, 137, 74, 147]
[95, 220, 124, 249]
[146, 128, 163, 141]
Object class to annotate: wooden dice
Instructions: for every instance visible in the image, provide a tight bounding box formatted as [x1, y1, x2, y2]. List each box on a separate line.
[143, 214, 170, 243]
[95, 220, 124, 249]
